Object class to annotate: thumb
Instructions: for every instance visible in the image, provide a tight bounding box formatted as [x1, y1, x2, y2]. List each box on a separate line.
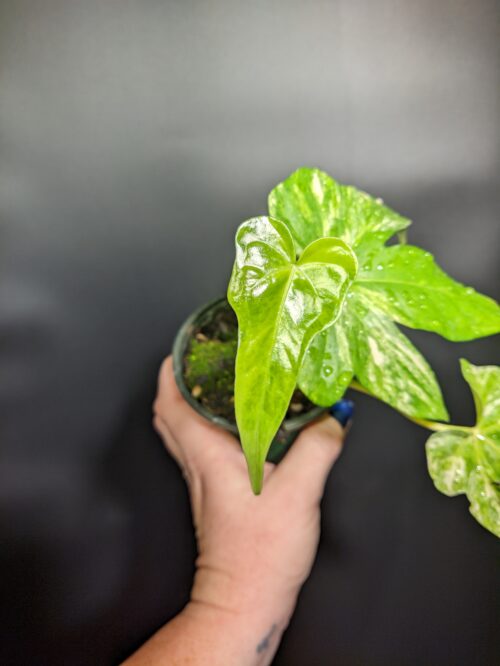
[271, 400, 354, 501]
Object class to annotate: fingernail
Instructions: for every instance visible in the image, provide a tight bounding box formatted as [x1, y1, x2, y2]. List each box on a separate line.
[329, 399, 354, 429]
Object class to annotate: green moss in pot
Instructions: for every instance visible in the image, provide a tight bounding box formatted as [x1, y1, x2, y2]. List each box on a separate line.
[172, 297, 326, 464]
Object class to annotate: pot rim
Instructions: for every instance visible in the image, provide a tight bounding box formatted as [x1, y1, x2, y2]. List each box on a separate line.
[172, 296, 327, 436]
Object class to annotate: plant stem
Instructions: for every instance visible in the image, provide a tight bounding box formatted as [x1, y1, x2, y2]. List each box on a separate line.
[348, 380, 474, 433]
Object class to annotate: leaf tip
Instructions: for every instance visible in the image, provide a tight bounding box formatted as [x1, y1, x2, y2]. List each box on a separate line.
[438, 405, 451, 423]
[459, 357, 471, 374]
[249, 465, 264, 495]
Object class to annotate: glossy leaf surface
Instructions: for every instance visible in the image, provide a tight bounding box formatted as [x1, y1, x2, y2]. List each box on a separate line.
[299, 291, 449, 419]
[355, 244, 500, 341]
[273, 168, 500, 417]
[228, 216, 357, 493]
[426, 360, 500, 537]
[298, 312, 353, 407]
[347, 293, 448, 419]
[268, 167, 410, 253]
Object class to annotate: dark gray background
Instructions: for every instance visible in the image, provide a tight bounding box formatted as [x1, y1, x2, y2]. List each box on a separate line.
[1, 1, 499, 664]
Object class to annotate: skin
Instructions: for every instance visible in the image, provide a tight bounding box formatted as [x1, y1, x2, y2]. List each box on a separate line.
[123, 356, 345, 666]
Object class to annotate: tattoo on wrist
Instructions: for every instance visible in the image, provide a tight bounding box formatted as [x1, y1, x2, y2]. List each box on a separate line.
[256, 623, 277, 654]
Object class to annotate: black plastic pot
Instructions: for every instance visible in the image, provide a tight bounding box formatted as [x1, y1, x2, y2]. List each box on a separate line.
[172, 297, 327, 463]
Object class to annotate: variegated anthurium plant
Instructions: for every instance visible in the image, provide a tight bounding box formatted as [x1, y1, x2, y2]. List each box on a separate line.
[227, 168, 500, 537]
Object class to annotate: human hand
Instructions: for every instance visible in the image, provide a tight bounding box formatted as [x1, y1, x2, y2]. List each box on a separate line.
[149, 356, 350, 664]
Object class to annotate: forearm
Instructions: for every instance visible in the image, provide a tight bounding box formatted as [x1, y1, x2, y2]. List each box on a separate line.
[122, 597, 294, 666]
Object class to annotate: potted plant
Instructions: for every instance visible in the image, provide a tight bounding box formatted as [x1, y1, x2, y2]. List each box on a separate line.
[173, 167, 500, 537]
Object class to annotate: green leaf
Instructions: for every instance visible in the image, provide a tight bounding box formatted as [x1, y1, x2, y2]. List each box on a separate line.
[270, 167, 499, 418]
[298, 310, 353, 407]
[348, 294, 449, 420]
[460, 359, 500, 441]
[227, 216, 357, 493]
[355, 244, 500, 341]
[268, 167, 410, 253]
[468, 469, 500, 538]
[426, 360, 500, 537]
[426, 430, 474, 495]
[460, 359, 500, 482]
[300, 292, 448, 418]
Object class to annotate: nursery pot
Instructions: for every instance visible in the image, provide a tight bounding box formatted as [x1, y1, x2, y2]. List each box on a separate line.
[172, 297, 327, 463]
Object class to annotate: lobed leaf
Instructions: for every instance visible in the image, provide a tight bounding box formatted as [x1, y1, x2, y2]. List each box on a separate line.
[228, 216, 357, 493]
[268, 167, 410, 253]
[347, 293, 449, 420]
[426, 360, 500, 537]
[355, 244, 500, 341]
[272, 167, 499, 420]
[300, 292, 449, 419]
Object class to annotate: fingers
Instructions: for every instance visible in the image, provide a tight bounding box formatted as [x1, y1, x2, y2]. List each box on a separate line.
[153, 413, 186, 469]
[270, 413, 346, 503]
[154, 355, 351, 501]
[153, 356, 242, 466]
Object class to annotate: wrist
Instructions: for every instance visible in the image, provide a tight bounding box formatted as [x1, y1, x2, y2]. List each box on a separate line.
[181, 597, 290, 666]
[183, 565, 299, 665]
[191, 559, 299, 620]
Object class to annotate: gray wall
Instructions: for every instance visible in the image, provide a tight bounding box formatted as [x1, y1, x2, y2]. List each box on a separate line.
[1, 2, 499, 664]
